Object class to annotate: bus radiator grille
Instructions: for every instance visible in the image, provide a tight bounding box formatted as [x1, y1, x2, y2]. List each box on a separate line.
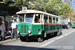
[21, 25, 26, 33]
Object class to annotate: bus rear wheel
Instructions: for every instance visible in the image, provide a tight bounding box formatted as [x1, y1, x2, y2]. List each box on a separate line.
[20, 36, 26, 41]
[57, 32, 62, 36]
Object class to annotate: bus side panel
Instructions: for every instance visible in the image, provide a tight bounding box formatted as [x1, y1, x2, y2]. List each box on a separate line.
[49, 25, 56, 30]
[56, 25, 62, 33]
[56, 25, 62, 30]
[32, 24, 43, 35]
[44, 25, 48, 33]
[44, 24, 56, 34]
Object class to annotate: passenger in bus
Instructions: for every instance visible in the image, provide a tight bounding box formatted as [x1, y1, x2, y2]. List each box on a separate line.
[11, 19, 18, 39]
[38, 18, 41, 23]
[0, 18, 5, 41]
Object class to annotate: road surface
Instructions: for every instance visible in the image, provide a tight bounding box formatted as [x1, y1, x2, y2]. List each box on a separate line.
[0, 28, 75, 50]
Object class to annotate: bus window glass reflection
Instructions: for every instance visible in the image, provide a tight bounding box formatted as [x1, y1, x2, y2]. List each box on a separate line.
[44, 15, 48, 23]
[34, 14, 40, 23]
[49, 16, 52, 23]
[53, 17, 55, 23]
[25, 13, 34, 23]
[56, 18, 58, 23]
[18, 14, 24, 23]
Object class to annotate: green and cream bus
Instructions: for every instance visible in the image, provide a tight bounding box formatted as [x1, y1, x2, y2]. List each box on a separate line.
[16, 10, 62, 42]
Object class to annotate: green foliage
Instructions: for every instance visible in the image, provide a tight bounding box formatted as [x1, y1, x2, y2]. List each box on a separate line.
[72, 14, 75, 17]
[23, 0, 37, 6]
[1, 0, 74, 18]
[58, 3, 74, 18]
[9, 0, 37, 10]
[45, 0, 63, 15]
[31, 0, 49, 11]
[9, 0, 22, 10]
[3, 0, 12, 4]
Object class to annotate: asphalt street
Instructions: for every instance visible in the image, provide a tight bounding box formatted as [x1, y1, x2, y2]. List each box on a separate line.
[45, 32, 75, 50]
[0, 28, 75, 50]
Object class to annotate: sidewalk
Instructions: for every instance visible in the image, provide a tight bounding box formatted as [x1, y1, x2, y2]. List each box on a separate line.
[0, 29, 75, 45]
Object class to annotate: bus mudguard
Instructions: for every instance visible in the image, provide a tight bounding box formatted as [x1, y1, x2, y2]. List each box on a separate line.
[38, 30, 46, 37]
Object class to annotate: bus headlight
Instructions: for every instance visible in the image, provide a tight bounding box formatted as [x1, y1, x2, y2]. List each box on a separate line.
[17, 31, 20, 33]
[28, 30, 31, 33]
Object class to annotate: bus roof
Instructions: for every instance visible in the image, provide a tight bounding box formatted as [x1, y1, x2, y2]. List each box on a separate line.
[16, 10, 60, 18]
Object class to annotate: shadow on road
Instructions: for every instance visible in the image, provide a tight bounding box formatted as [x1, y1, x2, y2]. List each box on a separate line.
[0, 44, 58, 50]
[21, 34, 57, 42]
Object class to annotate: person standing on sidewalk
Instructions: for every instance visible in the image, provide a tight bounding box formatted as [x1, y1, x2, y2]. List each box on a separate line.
[11, 19, 18, 39]
[0, 18, 5, 41]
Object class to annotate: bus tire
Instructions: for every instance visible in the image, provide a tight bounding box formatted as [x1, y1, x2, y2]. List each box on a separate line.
[57, 32, 62, 36]
[37, 36, 44, 42]
[25, 37, 29, 42]
[54, 32, 57, 36]
[20, 36, 25, 41]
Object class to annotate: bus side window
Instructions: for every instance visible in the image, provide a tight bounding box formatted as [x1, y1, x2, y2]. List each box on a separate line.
[18, 14, 24, 23]
[53, 17, 55, 23]
[56, 18, 58, 23]
[34, 14, 40, 23]
[44, 15, 48, 23]
[49, 16, 52, 23]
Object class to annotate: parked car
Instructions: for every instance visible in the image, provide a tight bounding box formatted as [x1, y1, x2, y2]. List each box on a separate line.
[72, 23, 75, 28]
[62, 24, 69, 29]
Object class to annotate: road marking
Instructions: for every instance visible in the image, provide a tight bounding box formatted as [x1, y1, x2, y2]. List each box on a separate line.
[57, 36, 64, 40]
[41, 40, 55, 47]
[41, 31, 75, 47]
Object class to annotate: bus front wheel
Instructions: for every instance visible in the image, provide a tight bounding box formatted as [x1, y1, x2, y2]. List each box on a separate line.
[20, 36, 26, 41]
[37, 36, 44, 42]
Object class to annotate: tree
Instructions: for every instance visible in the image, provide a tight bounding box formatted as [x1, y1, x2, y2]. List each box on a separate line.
[31, 0, 49, 11]
[9, 0, 37, 10]
[3, 0, 12, 4]
[45, 0, 63, 15]
[58, 3, 74, 18]
[9, 0, 22, 10]
[23, 0, 37, 6]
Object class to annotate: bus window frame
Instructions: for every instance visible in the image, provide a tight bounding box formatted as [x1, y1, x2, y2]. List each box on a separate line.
[33, 13, 43, 24]
[17, 14, 25, 23]
[53, 16, 56, 23]
[25, 13, 34, 23]
[17, 13, 34, 23]
[56, 17, 58, 23]
[49, 15, 52, 23]
[44, 14, 49, 23]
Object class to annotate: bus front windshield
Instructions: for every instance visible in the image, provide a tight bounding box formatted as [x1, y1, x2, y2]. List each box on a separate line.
[25, 13, 34, 23]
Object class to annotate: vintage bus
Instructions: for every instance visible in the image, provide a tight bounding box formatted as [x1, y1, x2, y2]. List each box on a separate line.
[16, 10, 62, 42]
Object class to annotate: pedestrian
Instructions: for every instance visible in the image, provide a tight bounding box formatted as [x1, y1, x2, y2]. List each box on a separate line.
[11, 19, 18, 39]
[0, 18, 5, 41]
[2, 21, 6, 39]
